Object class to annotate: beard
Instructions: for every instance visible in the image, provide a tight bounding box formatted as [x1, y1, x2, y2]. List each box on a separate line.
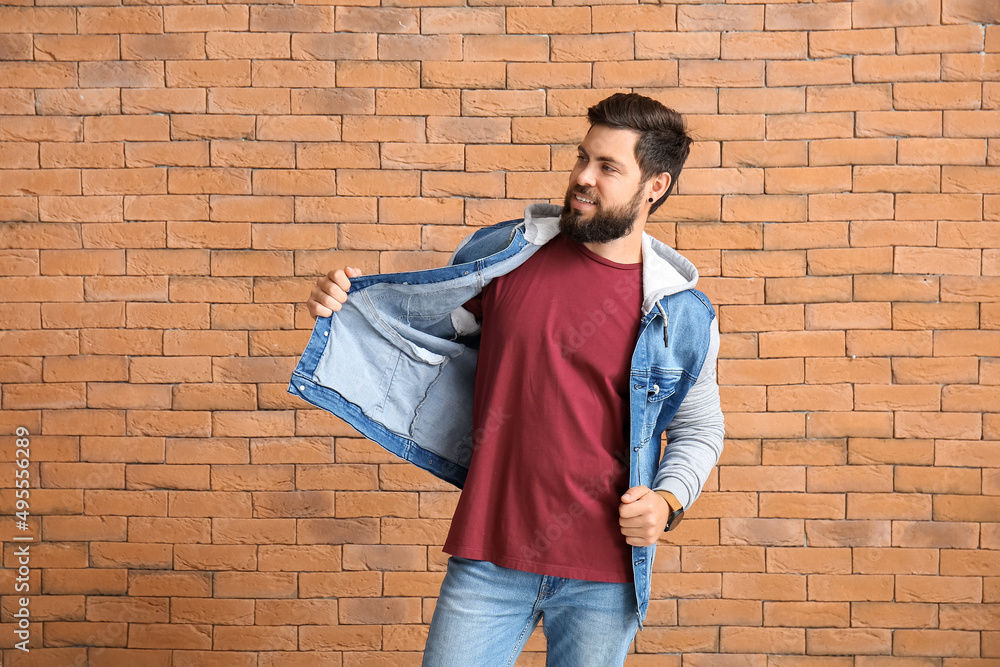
[558, 185, 645, 245]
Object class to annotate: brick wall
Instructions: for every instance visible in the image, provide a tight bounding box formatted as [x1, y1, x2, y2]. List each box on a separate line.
[1, 0, 998, 664]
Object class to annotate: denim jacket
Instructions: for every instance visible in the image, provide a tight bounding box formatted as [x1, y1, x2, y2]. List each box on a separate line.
[289, 203, 725, 623]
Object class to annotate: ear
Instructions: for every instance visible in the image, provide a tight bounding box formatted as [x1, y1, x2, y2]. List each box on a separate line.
[647, 172, 671, 204]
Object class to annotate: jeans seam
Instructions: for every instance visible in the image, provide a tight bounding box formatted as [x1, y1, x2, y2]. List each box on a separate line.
[505, 611, 541, 667]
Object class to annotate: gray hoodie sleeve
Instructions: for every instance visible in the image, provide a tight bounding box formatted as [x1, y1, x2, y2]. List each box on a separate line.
[652, 317, 725, 509]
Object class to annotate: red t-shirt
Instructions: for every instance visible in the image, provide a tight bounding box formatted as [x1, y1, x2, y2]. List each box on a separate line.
[443, 232, 643, 583]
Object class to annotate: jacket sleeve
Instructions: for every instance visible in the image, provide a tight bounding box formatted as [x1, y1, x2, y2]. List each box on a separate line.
[652, 317, 725, 509]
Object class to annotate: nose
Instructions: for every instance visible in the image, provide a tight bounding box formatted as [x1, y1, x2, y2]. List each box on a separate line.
[573, 162, 597, 188]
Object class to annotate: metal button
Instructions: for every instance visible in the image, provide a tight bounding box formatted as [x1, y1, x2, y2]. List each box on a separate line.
[652, 384, 660, 395]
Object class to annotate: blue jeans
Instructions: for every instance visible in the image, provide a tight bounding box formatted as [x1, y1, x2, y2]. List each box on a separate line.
[423, 557, 639, 667]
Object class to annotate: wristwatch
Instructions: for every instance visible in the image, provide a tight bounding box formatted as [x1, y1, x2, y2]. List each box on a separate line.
[655, 490, 685, 532]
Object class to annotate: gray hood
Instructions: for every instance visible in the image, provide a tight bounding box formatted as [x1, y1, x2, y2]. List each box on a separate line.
[523, 202, 700, 315]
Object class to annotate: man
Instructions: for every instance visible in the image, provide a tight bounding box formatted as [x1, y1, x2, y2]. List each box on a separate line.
[291, 93, 725, 665]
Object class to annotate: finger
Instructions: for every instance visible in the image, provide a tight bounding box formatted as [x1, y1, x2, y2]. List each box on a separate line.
[345, 266, 363, 278]
[619, 513, 656, 529]
[619, 501, 644, 519]
[317, 273, 350, 304]
[307, 288, 337, 318]
[620, 523, 656, 544]
[621, 486, 651, 504]
[307, 299, 333, 318]
[330, 269, 352, 294]
[624, 535, 656, 547]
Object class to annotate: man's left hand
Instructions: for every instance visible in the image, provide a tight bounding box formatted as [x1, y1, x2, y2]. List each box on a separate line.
[618, 486, 672, 547]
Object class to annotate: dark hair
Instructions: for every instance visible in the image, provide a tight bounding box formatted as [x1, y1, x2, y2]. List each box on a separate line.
[587, 93, 692, 215]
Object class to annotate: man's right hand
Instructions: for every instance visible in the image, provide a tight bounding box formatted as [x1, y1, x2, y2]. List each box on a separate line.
[307, 267, 363, 318]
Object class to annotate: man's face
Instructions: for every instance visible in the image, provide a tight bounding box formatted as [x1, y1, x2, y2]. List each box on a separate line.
[559, 124, 647, 245]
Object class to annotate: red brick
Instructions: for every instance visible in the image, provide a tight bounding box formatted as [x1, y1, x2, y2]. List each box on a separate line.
[855, 275, 939, 303]
[421, 61, 506, 89]
[856, 111, 942, 138]
[768, 113, 853, 141]
[765, 602, 851, 632]
[165, 61, 250, 88]
[0, 62, 77, 89]
[427, 117, 509, 145]
[854, 0, 939, 27]
[809, 193, 894, 221]
[809, 138, 896, 166]
[894, 82, 983, 111]
[806, 358, 891, 385]
[722, 141, 809, 172]
[936, 439, 1000, 467]
[418, 7, 502, 35]
[721, 88, 805, 115]
[934, 495, 1000, 522]
[756, 334, 841, 364]
[336, 7, 418, 34]
[337, 61, 418, 89]
[83, 168, 166, 196]
[37, 90, 120, 117]
[676, 4, 762, 31]
[806, 302, 891, 330]
[899, 138, 987, 166]
[129, 623, 212, 650]
[851, 222, 937, 251]
[250, 6, 334, 32]
[848, 493, 933, 521]
[79, 61, 164, 89]
[377, 34, 459, 62]
[720, 195, 807, 224]
[253, 61, 336, 89]
[121, 34, 205, 61]
[164, 6, 248, 33]
[0, 170, 80, 197]
[208, 88, 290, 115]
[807, 247, 893, 275]
[941, 549, 1000, 577]
[0, 7, 76, 33]
[943, 54, 1000, 82]
[0, 34, 31, 60]
[722, 31, 806, 60]
[171, 598, 254, 625]
[854, 384, 940, 411]
[123, 142, 207, 169]
[859, 164, 946, 196]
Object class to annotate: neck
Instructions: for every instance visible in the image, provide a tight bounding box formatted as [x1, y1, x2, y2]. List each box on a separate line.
[583, 219, 645, 264]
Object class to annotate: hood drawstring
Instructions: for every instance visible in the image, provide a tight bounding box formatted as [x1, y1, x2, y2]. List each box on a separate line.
[656, 301, 668, 347]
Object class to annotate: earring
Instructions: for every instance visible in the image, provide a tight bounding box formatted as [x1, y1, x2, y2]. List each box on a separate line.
[648, 197, 653, 203]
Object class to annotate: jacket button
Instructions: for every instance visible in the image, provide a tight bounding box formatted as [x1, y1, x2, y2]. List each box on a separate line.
[633, 447, 640, 452]
[652, 384, 660, 395]
[634, 384, 643, 390]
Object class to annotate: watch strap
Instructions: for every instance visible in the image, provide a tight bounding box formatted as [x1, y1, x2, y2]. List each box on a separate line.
[654, 490, 685, 532]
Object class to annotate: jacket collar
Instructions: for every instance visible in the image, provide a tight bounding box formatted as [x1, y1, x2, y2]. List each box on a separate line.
[522, 203, 699, 315]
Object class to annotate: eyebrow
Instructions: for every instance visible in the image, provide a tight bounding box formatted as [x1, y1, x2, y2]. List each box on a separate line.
[577, 145, 628, 171]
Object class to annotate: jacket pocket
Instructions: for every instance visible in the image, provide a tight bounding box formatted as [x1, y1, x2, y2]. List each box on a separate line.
[646, 372, 680, 403]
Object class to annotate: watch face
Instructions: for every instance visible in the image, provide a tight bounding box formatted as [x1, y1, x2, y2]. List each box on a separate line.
[666, 508, 684, 531]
